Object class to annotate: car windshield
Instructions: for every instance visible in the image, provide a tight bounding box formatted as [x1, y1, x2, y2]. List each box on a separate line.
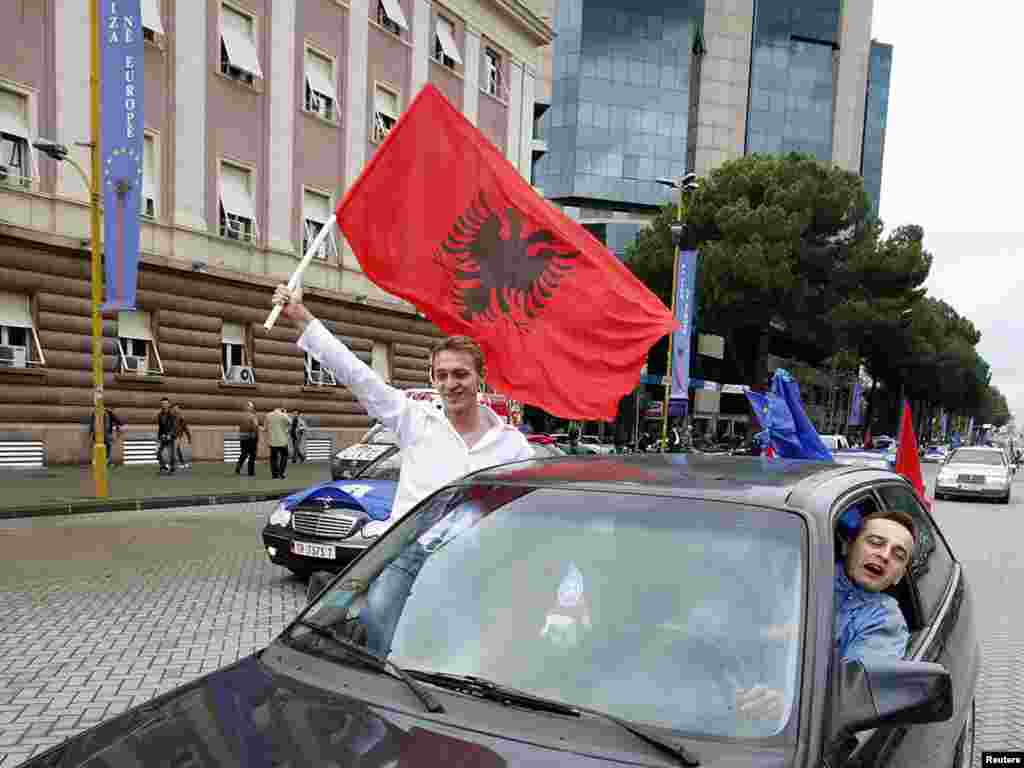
[302, 485, 806, 741]
[360, 452, 402, 481]
[949, 449, 1004, 466]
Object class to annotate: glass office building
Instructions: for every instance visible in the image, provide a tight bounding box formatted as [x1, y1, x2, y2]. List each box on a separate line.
[745, 0, 841, 162]
[862, 41, 893, 218]
[535, 0, 892, 249]
[533, 0, 705, 217]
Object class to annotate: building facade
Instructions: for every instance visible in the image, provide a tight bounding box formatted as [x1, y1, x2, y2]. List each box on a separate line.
[532, 0, 893, 256]
[0, 0, 552, 464]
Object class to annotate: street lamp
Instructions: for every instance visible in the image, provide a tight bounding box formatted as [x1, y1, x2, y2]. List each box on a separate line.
[654, 173, 700, 451]
[32, 8, 107, 500]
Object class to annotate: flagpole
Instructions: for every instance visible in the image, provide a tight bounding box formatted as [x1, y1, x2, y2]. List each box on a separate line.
[263, 218, 337, 330]
[89, 0, 108, 497]
[660, 188, 684, 451]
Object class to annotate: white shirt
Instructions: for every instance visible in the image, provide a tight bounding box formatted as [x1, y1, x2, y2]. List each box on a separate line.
[298, 319, 533, 519]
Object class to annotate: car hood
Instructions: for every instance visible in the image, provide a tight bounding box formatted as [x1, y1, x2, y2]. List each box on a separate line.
[27, 652, 792, 768]
[281, 480, 398, 521]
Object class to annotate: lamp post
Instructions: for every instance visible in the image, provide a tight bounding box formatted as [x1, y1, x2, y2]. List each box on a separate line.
[655, 173, 699, 451]
[32, 2, 106, 498]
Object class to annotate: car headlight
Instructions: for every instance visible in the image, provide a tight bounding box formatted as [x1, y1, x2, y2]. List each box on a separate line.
[269, 503, 292, 527]
[361, 519, 394, 539]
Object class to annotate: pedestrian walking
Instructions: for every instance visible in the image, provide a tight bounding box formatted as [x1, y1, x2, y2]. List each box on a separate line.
[235, 401, 260, 477]
[272, 284, 532, 520]
[88, 408, 124, 467]
[266, 406, 291, 479]
[290, 409, 307, 463]
[172, 403, 192, 469]
[157, 397, 178, 473]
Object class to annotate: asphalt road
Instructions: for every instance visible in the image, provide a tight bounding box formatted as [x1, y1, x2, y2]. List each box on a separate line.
[0, 464, 1020, 767]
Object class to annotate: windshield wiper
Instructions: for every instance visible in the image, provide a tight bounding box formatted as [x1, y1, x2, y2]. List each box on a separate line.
[405, 671, 581, 717]
[589, 713, 701, 767]
[406, 671, 699, 767]
[290, 620, 445, 714]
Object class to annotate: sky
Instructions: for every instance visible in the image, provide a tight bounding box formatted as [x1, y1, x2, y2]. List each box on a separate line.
[871, 3, 1024, 424]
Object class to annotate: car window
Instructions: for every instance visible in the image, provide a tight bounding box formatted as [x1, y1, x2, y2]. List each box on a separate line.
[305, 488, 807, 741]
[948, 449, 1004, 466]
[876, 485, 954, 623]
[360, 452, 402, 481]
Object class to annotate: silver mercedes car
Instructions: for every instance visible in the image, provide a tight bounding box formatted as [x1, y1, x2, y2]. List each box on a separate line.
[935, 446, 1014, 503]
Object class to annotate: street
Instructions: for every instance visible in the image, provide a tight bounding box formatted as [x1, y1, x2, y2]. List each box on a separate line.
[0, 465, 1019, 766]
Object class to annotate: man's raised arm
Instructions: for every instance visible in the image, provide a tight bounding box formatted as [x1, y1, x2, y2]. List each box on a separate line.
[274, 285, 408, 433]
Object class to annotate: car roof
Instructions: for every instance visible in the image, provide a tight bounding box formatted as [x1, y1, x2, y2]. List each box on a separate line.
[460, 454, 900, 514]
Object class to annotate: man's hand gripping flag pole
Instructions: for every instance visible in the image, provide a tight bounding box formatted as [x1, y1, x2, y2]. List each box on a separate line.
[263, 218, 336, 330]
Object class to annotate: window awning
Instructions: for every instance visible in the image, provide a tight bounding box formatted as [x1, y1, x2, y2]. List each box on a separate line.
[379, 0, 409, 30]
[0, 292, 32, 328]
[222, 321, 245, 345]
[374, 87, 399, 117]
[435, 19, 463, 65]
[0, 90, 28, 139]
[141, 0, 165, 36]
[221, 7, 263, 78]
[305, 51, 335, 100]
[118, 310, 152, 340]
[220, 164, 255, 220]
[303, 190, 331, 224]
[143, 135, 156, 198]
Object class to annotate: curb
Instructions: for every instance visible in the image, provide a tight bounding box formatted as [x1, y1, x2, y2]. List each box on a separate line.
[0, 488, 304, 520]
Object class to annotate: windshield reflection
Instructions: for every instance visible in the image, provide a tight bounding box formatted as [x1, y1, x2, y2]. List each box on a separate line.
[304, 485, 805, 739]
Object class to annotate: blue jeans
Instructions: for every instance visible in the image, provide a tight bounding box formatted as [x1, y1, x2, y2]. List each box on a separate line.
[362, 543, 430, 657]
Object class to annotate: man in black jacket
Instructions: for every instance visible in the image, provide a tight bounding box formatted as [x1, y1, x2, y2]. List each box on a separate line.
[157, 397, 178, 474]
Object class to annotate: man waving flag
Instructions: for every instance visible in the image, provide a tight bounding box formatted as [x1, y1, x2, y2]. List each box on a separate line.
[334, 85, 676, 420]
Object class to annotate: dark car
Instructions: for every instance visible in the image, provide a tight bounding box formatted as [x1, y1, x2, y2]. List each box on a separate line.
[266, 438, 565, 577]
[26, 456, 979, 768]
[330, 424, 399, 481]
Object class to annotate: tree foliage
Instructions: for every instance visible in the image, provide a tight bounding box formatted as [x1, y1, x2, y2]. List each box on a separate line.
[623, 153, 1009, 425]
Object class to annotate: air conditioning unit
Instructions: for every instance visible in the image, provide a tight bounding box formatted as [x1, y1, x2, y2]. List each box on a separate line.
[309, 368, 336, 386]
[0, 345, 27, 368]
[123, 355, 148, 374]
[228, 365, 254, 384]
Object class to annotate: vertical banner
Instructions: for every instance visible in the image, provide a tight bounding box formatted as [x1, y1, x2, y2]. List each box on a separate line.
[669, 250, 699, 401]
[100, 0, 144, 312]
[848, 381, 863, 426]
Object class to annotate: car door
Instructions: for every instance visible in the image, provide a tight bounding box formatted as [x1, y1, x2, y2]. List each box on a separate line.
[868, 483, 979, 768]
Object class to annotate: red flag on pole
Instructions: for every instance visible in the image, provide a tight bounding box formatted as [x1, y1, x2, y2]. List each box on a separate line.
[895, 400, 931, 509]
[335, 85, 677, 420]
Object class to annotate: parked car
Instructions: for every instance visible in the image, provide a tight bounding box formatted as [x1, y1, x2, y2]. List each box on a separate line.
[819, 434, 851, 452]
[578, 435, 616, 455]
[831, 449, 895, 470]
[32, 455, 979, 768]
[330, 424, 399, 481]
[935, 445, 1014, 503]
[922, 444, 951, 464]
[872, 435, 896, 451]
[266, 438, 563, 577]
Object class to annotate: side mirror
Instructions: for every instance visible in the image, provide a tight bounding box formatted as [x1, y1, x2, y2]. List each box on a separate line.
[306, 570, 335, 603]
[831, 659, 952, 739]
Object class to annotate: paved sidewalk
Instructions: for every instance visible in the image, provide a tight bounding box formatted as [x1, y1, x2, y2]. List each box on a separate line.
[0, 461, 330, 519]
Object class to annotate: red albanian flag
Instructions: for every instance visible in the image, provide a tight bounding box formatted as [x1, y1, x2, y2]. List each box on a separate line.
[895, 400, 931, 510]
[335, 85, 676, 420]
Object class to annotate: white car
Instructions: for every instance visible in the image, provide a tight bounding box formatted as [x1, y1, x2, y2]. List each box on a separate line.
[935, 446, 1013, 503]
[819, 434, 850, 452]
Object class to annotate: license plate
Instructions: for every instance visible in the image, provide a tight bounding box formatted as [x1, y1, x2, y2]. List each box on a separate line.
[291, 541, 336, 560]
[336, 444, 391, 461]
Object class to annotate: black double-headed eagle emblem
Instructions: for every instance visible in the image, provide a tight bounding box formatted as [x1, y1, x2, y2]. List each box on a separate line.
[434, 192, 578, 331]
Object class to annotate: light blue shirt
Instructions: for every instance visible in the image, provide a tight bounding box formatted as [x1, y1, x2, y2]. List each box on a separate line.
[834, 563, 909, 662]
